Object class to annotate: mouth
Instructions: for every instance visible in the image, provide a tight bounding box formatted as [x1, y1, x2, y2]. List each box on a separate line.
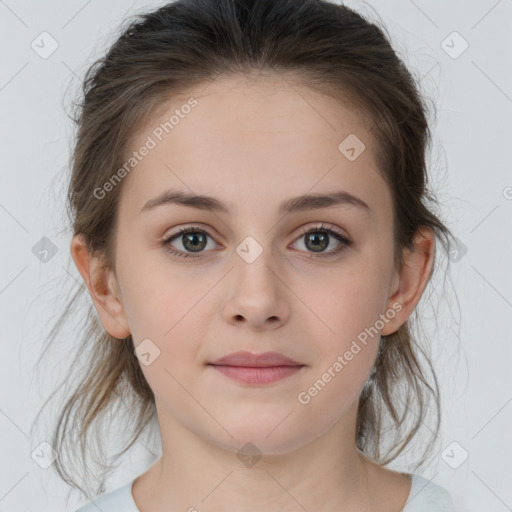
[207, 351, 305, 385]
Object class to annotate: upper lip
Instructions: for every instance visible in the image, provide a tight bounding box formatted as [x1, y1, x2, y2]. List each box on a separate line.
[209, 351, 303, 367]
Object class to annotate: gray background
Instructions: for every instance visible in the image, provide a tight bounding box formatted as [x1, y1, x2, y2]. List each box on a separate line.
[1, 0, 511, 510]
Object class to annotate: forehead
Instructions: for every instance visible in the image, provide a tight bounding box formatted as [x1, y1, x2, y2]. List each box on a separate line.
[119, 73, 390, 221]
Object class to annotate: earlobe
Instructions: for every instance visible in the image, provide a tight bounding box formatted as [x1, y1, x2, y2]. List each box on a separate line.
[381, 227, 436, 336]
[70, 234, 131, 339]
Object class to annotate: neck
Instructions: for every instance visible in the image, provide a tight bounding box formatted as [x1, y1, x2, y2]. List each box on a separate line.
[133, 403, 376, 512]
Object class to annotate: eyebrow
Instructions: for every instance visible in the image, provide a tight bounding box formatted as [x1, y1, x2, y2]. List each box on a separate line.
[140, 189, 371, 216]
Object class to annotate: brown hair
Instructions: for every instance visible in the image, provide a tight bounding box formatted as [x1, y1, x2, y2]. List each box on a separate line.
[32, 0, 455, 500]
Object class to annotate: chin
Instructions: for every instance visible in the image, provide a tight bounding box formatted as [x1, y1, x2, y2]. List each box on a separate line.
[207, 418, 317, 459]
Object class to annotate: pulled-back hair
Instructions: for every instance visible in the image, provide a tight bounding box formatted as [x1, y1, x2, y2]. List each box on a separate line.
[32, 0, 454, 500]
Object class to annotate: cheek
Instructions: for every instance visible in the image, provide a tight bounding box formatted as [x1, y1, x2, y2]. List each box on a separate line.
[297, 278, 383, 415]
[124, 276, 209, 407]
[317, 267, 390, 346]
[118, 247, 211, 339]
[302, 258, 391, 395]
[117, 262, 217, 403]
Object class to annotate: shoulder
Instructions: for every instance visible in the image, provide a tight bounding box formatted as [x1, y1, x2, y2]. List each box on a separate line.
[74, 479, 138, 512]
[402, 474, 455, 512]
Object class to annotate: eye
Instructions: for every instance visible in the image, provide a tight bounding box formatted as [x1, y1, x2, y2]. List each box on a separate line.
[161, 223, 352, 260]
[291, 223, 352, 258]
[161, 226, 217, 259]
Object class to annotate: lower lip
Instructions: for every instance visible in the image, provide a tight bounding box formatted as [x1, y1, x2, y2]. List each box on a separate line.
[209, 365, 304, 384]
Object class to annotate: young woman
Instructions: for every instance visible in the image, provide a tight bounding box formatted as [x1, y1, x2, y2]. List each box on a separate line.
[35, 0, 456, 510]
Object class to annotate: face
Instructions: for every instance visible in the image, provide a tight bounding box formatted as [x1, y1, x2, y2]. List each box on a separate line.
[82, 73, 411, 456]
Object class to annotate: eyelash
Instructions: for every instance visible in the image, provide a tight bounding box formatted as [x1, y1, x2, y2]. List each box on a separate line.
[161, 223, 353, 260]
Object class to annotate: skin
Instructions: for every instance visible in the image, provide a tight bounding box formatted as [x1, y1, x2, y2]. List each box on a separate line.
[71, 72, 435, 512]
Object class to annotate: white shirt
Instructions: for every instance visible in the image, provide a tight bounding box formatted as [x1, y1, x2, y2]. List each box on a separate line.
[75, 473, 455, 511]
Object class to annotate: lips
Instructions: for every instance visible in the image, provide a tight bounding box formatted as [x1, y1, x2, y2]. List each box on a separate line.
[208, 351, 305, 385]
[209, 351, 303, 368]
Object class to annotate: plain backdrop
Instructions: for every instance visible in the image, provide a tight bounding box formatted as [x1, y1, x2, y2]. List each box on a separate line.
[1, 0, 511, 510]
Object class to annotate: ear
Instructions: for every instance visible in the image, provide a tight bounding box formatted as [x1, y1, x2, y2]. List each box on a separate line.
[70, 234, 131, 339]
[381, 227, 436, 336]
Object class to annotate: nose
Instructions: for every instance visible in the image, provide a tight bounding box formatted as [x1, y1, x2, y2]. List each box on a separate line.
[221, 243, 291, 331]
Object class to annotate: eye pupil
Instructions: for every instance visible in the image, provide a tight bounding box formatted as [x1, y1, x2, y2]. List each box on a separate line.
[183, 232, 206, 252]
[306, 232, 328, 252]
